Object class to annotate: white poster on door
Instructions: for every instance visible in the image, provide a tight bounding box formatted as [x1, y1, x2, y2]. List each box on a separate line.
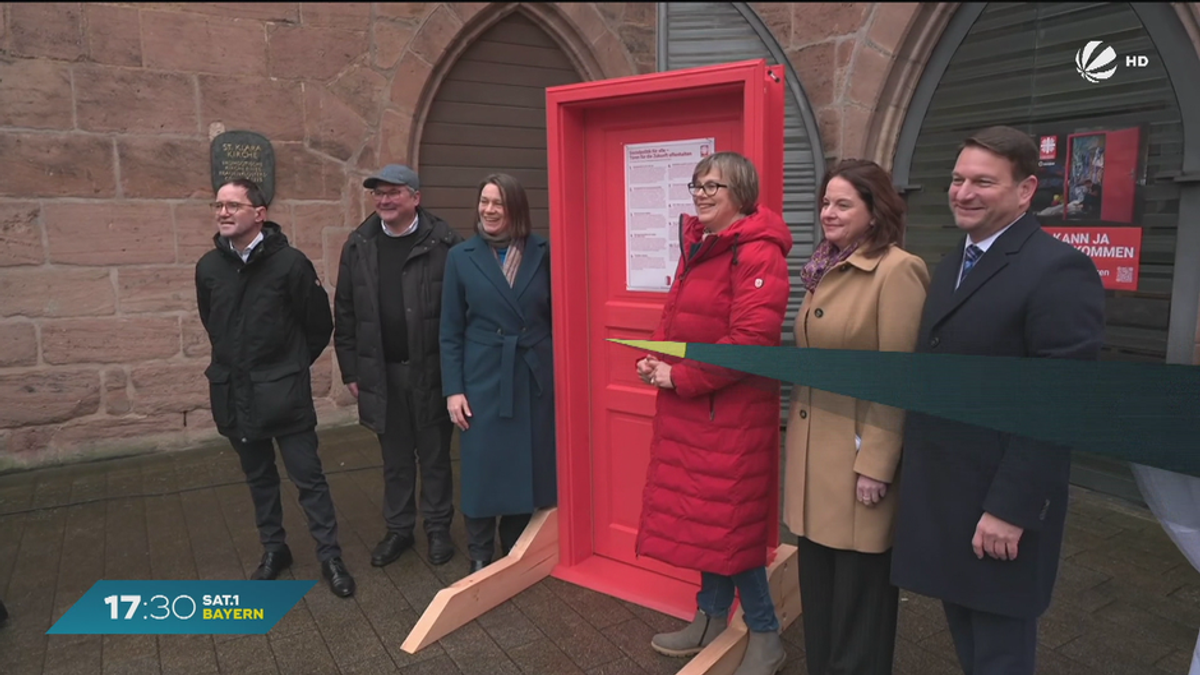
[624, 137, 715, 292]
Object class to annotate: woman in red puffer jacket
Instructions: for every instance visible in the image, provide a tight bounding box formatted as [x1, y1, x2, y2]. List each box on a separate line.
[636, 152, 791, 675]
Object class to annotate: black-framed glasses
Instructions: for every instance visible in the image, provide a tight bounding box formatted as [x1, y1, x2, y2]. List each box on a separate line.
[687, 181, 729, 197]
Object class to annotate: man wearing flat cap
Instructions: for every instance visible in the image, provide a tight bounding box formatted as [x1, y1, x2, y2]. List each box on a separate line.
[334, 165, 464, 567]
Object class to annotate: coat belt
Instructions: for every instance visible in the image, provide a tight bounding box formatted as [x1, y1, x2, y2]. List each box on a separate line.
[465, 324, 550, 418]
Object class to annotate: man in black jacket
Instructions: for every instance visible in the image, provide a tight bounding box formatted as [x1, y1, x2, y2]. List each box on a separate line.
[334, 165, 463, 568]
[891, 127, 1106, 674]
[196, 178, 355, 598]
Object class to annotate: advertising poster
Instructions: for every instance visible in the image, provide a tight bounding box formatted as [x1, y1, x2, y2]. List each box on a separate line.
[624, 138, 714, 292]
[1042, 226, 1142, 291]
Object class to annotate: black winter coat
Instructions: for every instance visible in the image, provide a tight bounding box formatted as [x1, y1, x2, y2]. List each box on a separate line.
[333, 209, 463, 433]
[195, 223, 333, 441]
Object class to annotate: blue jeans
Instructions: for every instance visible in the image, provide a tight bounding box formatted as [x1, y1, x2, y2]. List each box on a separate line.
[697, 567, 780, 633]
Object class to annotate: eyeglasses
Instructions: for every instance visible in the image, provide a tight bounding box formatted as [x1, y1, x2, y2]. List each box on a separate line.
[210, 201, 256, 213]
[687, 181, 729, 197]
[371, 188, 410, 199]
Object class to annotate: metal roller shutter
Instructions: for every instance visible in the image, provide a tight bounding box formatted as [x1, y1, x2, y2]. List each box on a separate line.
[659, 2, 823, 423]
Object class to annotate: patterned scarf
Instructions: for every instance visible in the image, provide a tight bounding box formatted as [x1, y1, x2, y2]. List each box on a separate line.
[477, 221, 524, 287]
[800, 238, 860, 294]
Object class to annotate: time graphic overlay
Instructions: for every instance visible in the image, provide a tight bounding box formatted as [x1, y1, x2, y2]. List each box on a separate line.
[47, 580, 315, 635]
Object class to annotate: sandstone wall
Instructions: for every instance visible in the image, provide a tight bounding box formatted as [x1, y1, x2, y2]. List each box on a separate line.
[0, 2, 651, 468]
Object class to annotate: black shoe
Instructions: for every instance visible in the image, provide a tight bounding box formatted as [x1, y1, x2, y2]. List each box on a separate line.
[428, 531, 455, 566]
[250, 547, 293, 580]
[468, 559, 491, 574]
[371, 532, 413, 567]
[0, 598, 8, 625]
[321, 557, 355, 598]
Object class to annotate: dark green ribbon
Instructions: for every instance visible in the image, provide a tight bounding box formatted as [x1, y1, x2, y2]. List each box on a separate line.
[612, 339, 1200, 478]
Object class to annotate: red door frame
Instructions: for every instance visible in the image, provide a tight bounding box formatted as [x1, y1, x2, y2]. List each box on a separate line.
[546, 60, 785, 618]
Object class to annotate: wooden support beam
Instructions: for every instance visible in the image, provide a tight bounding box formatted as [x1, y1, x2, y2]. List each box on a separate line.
[400, 507, 559, 654]
[674, 543, 801, 675]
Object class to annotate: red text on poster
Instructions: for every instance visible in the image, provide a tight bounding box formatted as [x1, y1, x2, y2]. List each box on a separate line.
[1042, 226, 1142, 291]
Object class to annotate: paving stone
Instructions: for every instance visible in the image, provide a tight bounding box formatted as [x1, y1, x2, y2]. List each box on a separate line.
[518, 597, 626, 671]
[103, 653, 163, 674]
[214, 635, 277, 672]
[599, 618, 684, 675]
[543, 576, 636, 630]
[506, 637, 587, 674]
[268, 629, 339, 674]
[396, 654, 463, 674]
[476, 600, 543, 651]
[1155, 647, 1196, 674]
[585, 655, 649, 675]
[438, 620, 521, 675]
[42, 635, 101, 674]
[158, 635, 219, 675]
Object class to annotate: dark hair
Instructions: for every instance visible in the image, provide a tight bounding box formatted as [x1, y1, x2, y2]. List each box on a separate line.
[961, 126, 1039, 182]
[692, 151, 760, 215]
[219, 178, 267, 208]
[819, 159, 907, 255]
[478, 173, 532, 239]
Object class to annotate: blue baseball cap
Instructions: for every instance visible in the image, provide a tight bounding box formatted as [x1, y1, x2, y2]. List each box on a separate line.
[363, 164, 420, 191]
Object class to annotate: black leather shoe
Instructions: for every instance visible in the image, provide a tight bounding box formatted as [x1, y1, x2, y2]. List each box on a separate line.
[371, 532, 413, 567]
[321, 557, 355, 598]
[428, 531, 455, 566]
[250, 547, 293, 580]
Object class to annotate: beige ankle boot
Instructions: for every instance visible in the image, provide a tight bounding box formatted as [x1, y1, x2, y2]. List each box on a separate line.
[650, 609, 727, 657]
[731, 630, 786, 675]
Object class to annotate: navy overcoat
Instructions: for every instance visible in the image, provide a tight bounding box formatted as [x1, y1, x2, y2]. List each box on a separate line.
[440, 233, 557, 518]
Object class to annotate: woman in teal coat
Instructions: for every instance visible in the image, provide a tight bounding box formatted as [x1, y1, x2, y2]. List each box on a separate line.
[440, 173, 557, 573]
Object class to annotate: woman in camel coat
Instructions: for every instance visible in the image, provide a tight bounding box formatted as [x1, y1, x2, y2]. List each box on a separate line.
[784, 159, 929, 675]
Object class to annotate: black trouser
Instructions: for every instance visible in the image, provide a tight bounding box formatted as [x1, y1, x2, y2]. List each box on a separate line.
[231, 428, 341, 562]
[942, 601, 1038, 675]
[796, 536, 899, 675]
[380, 361, 454, 537]
[464, 513, 532, 562]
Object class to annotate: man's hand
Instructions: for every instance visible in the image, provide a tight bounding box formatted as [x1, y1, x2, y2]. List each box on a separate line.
[448, 394, 472, 431]
[856, 474, 889, 506]
[347, 382, 359, 399]
[973, 512, 1024, 561]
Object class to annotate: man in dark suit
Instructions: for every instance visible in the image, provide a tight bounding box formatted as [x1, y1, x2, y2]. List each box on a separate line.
[891, 126, 1106, 674]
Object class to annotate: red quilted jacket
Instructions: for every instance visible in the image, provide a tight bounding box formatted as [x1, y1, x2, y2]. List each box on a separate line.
[635, 206, 792, 576]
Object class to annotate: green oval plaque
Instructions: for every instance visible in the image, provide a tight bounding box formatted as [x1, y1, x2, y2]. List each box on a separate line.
[210, 130, 276, 205]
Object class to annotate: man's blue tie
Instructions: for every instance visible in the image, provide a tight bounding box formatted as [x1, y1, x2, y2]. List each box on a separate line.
[959, 244, 983, 286]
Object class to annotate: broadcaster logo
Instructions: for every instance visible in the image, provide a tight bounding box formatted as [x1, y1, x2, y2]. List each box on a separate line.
[1076, 40, 1118, 83]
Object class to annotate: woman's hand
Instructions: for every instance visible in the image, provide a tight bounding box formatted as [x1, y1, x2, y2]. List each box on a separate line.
[636, 356, 659, 385]
[649, 361, 674, 389]
[856, 474, 889, 506]
[448, 394, 472, 431]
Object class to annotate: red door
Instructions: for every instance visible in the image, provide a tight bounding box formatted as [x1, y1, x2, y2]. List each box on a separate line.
[547, 60, 783, 620]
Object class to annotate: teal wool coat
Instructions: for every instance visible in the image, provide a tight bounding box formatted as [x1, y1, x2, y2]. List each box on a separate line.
[440, 234, 557, 518]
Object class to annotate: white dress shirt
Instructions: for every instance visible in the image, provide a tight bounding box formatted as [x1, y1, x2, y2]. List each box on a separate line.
[381, 213, 420, 238]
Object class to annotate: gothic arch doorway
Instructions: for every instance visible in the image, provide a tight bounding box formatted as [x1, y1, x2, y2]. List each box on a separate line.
[416, 12, 586, 240]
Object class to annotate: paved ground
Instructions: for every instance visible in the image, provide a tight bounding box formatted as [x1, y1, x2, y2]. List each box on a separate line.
[0, 424, 1196, 674]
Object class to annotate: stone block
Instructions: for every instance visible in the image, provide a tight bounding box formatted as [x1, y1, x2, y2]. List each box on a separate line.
[449, 3, 488, 23]
[848, 45, 892, 108]
[408, 5, 462, 66]
[183, 3, 300, 22]
[3, 426, 56, 457]
[617, 24, 655, 73]
[304, 87, 369, 161]
[0, 369, 101, 428]
[118, 267, 198, 313]
[817, 105, 841, 159]
[8, 2, 83, 61]
[291, 201, 344, 260]
[267, 24, 364, 81]
[130, 361, 210, 414]
[142, 10, 268, 76]
[52, 414, 187, 456]
[199, 75, 306, 142]
[789, 41, 837, 109]
[376, 3, 434, 21]
[84, 4, 143, 67]
[330, 64, 388, 126]
[595, 3, 624, 26]
[300, 2, 370, 30]
[790, 2, 870, 48]
[104, 367, 131, 415]
[379, 108, 413, 167]
[592, 30, 636, 80]
[839, 104, 874, 161]
[867, 3, 920, 55]
[322, 227, 353, 288]
[75, 65, 198, 134]
[176, 202, 219, 265]
[0, 322, 38, 367]
[117, 137, 212, 200]
[0, 58, 74, 130]
[559, 3, 608, 45]
[751, 3, 793, 43]
[371, 19, 417, 71]
[273, 143, 345, 202]
[0, 201, 45, 266]
[42, 317, 181, 365]
[389, 51, 433, 116]
[0, 268, 115, 318]
[0, 133, 117, 198]
[182, 315, 211, 358]
[44, 202, 176, 265]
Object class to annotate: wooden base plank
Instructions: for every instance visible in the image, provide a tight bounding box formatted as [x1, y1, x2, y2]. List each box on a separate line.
[400, 507, 560, 654]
